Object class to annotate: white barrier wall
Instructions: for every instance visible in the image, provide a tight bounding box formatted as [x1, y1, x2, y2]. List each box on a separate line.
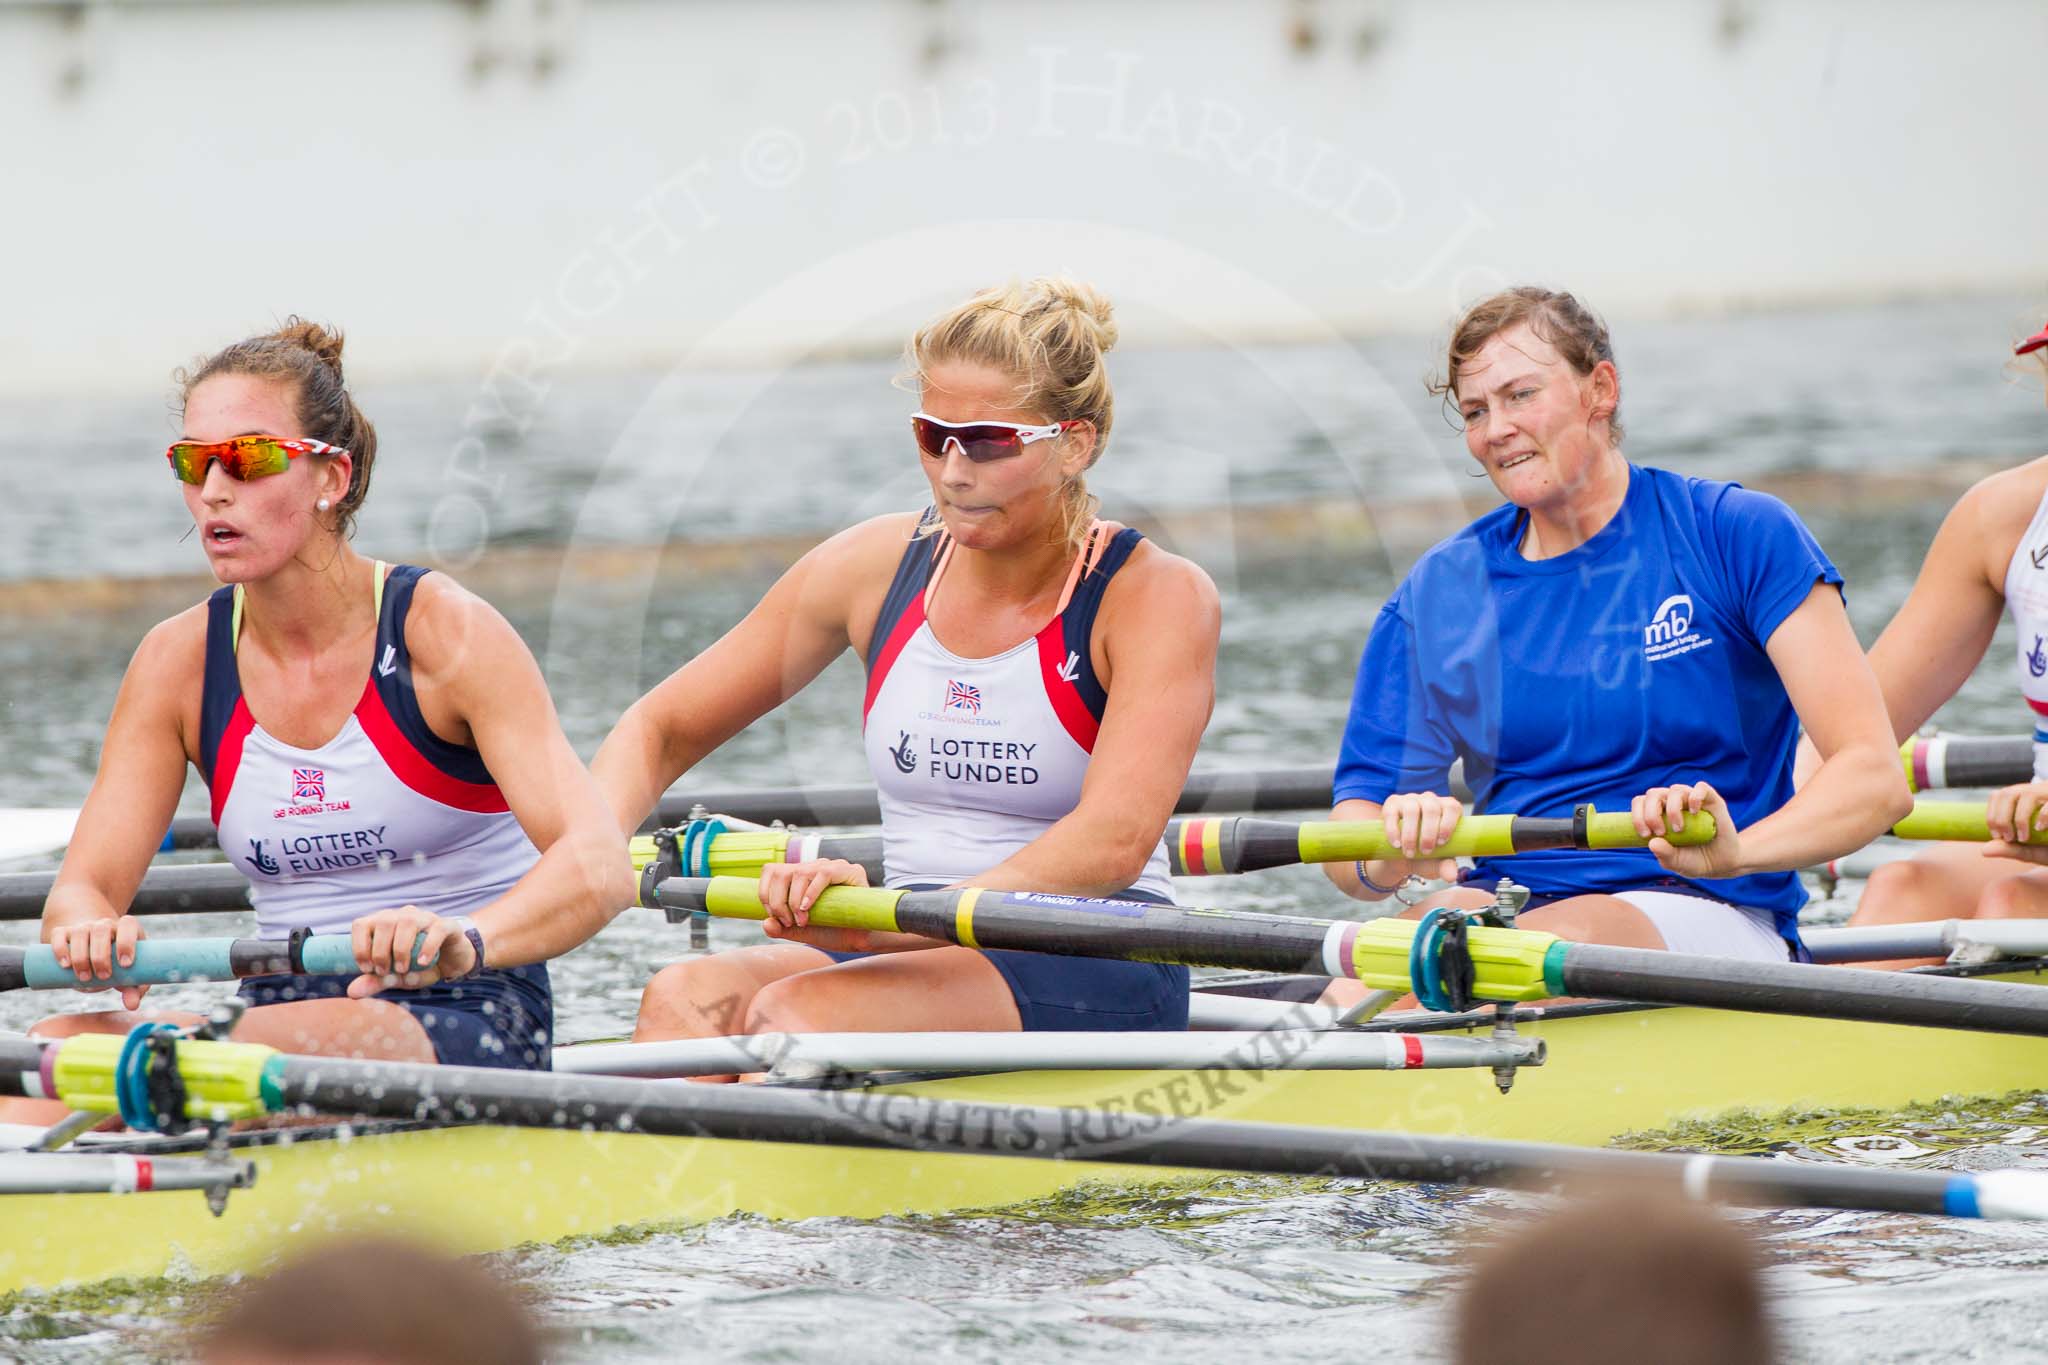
[0, 0, 2042, 397]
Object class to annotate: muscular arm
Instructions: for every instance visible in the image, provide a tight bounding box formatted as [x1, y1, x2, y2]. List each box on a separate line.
[1794, 466, 2030, 781]
[589, 516, 908, 834]
[965, 547, 1221, 895]
[44, 615, 200, 936]
[1739, 583, 1914, 873]
[1863, 472, 2023, 737]
[406, 578, 632, 967]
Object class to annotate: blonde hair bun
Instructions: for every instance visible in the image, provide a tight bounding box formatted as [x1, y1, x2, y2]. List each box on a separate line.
[1034, 276, 1118, 353]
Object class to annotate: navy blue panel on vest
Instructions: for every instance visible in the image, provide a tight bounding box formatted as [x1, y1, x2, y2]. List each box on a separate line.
[865, 510, 946, 673]
[372, 565, 497, 786]
[1061, 527, 1144, 721]
[197, 586, 243, 786]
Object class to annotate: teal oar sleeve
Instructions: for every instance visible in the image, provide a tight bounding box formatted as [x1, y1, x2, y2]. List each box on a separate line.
[295, 932, 433, 976]
[19, 940, 244, 990]
[296, 937, 363, 975]
[4, 932, 428, 992]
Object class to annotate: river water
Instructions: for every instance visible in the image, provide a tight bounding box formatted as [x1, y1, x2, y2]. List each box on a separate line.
[2, 294, 2047, 1360]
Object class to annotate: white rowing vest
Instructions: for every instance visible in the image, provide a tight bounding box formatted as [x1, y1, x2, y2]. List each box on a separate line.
[861, 516, 1175, 899]
[200, 563, 538, 936]
[2005, 484, 2048, 780]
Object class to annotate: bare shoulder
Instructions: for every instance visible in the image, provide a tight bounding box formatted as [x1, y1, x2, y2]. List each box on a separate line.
[130, 600, 210, 682]
[1110, 537, 1220, 610]
[1955, 456, 2048, 545]
[117, 601, 211, 747]
[789, 511, 926, 628]
[403, 570, 528, 671]
[808, 511, 926, 578]
[1099, 536, 1221, 640]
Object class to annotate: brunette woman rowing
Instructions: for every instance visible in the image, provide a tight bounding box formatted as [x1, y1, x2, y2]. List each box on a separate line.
[0, 321, 629, 1124]
[1320, 288, 1908, 1009]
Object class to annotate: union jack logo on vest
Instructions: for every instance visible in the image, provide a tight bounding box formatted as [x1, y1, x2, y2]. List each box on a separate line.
[944, 679, 982, 714]
[292, 768, 326, 801]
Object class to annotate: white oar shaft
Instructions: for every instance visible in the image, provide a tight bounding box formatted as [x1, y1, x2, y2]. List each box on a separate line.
[1185, 993, 1342, 1031]
[553, 1030, 1541, 1079]
[0, 1150, 251, 1195]
[1804, 919, 2048, 965]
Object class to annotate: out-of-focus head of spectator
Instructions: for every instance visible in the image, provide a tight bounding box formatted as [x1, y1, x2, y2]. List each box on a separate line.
[195, 1235, 543, 1365]
[1454, 1191, 1776, 1365]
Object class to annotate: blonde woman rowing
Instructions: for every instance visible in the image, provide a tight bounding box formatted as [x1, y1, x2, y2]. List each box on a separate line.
[595, 278, 1219, 1057]
[1811, 318, 2048, 958]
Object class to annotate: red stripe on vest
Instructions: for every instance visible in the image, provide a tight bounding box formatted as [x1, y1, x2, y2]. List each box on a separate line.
[353, 680, 510, 813]
[1036, 623, 1100, 752]
[209, 699, 256, 828]
[863, 592, 929, 724]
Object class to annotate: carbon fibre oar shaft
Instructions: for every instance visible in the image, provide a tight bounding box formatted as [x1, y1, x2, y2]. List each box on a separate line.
[649, 763, 1347, 829]
[1166, 804, 1714, 876]
[0, 863, 253, 921]
[122, 764, 1348, 856]
[17, 799, 1703, 925]
[91, 741, 2046, 856]
[1901, 735, 2034, 793]
[653, 877, 2048, 1037]
[1, 1035, 2042, 1221]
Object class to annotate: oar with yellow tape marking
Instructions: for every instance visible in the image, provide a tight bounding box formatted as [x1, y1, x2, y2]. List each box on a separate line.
[1900, 735, 2033, 793]
[6, 1033, 2045, 1221]
[648, 875, 2048, 1037]
[1165, 803, 1715, 876]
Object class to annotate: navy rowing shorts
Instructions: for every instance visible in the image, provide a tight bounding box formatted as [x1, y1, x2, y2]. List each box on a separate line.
[236, 962, 553, 1069]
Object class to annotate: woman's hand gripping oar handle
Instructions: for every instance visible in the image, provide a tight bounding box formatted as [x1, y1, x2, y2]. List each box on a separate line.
[1169, 803, 1717, 876]
[0, 932, 437, 994]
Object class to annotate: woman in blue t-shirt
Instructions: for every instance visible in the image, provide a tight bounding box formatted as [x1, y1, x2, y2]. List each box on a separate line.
[1322, 287, 1908, 992]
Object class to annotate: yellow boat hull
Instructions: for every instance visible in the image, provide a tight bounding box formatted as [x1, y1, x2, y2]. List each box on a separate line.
[6, 975, 2047, 1296]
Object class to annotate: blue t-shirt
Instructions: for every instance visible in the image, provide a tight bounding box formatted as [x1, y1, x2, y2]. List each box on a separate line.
[1333, 463, 1841, 935]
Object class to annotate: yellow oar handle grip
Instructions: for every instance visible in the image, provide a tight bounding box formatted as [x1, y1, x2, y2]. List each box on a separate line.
[1295, 808, 1715, 863]
[695, 876, 907, 932]
[1892, 801, 2048, 847]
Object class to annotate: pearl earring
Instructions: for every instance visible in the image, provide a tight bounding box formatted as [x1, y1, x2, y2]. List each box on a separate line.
[317, 498, 331, 512]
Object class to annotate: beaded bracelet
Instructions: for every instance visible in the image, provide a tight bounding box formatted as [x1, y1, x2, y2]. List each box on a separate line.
[1354, 859, 1404, 896]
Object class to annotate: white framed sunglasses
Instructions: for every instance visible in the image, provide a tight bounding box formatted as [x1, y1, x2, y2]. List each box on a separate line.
[910, 412, 1074, 463]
